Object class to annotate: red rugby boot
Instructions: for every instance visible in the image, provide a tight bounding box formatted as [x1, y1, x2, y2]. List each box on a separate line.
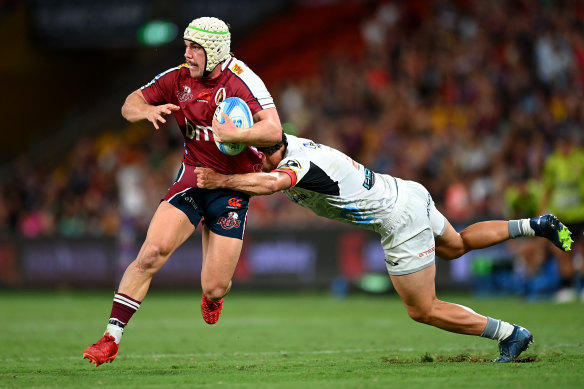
[201, 294, 223, 324]
[83, 333, 119, 366]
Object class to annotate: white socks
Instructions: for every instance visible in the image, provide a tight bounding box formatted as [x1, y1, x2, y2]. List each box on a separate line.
[509, 219, 535, 238]
[106, 323, 124, 344]
[481, 317, 515, 341]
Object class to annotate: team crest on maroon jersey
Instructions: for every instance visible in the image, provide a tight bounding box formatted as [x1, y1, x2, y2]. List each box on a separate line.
[178, 86, 193, 102]
[215, 88, 226, 105]
[217, 211, 241, 229]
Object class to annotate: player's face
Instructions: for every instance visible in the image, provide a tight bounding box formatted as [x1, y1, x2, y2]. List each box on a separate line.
[260, 150, 285, 172]
[184, 40, 206, 78]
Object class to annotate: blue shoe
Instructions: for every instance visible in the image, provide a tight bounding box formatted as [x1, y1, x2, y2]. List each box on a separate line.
[494, 325, 533, 363]
[530, 214, 573, 252]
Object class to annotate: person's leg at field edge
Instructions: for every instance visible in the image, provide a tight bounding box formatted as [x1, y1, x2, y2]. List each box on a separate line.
[435, 219, 510, 260]
[389, 215, 540, 362]
[390, 264, 532, 362]
[199, 224, 244, 324]
[82, 201, 195, 366]
[435, 217, 571, 261]
[390, 264, 487, 335]
[83, 199, 246, 366]
[119, 201, 196, 301]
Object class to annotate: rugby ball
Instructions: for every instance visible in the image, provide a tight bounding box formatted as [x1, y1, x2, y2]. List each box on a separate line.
[213, 97, 253, 156]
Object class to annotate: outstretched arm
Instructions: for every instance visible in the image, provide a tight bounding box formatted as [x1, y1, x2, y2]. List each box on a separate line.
[121, 89, 180, 130]
[194, 167, 292, 196]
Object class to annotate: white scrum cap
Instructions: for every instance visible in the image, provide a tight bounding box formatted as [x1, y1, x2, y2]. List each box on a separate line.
[183, 17, 231, 73]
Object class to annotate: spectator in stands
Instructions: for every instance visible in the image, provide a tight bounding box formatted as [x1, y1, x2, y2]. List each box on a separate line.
[540, 129, 584, 302]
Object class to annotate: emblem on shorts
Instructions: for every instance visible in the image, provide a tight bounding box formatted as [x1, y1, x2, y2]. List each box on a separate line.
[217, 212, 241, 230]
[418, 247, 435, 258]
[228, 197, 243, 208]
[182, 195, 198, 209]
[385, 258, 398, 267]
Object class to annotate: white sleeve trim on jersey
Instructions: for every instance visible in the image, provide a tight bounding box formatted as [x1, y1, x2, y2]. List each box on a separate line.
[221, 56, 234, 71]
[141, 65, 182, 89]
[226, 57, 275, 110]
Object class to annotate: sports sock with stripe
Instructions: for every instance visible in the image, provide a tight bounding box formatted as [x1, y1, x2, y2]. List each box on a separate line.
[480, 317, 515, 341]
[508, 219, 535, 238]
[106, 292, 141, 344]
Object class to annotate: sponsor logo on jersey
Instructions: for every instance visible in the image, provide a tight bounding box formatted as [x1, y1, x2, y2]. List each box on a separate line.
[302, 141, 317, 149]
[281, 160, 302, 170]
[178, 85, 194, 102]
[418, 246, 435, 258]
[217, 212, 242, 229]
[196, 89, 212, 103]
[228, 197, 243, 208]
[231, 63, 244, 75]
[215, 88, 226, 105]
[185, 118, 213, 141]
[363, 168, 375, 190]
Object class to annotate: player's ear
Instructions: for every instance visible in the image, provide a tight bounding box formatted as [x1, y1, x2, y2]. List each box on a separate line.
[257, 151, 266, 160]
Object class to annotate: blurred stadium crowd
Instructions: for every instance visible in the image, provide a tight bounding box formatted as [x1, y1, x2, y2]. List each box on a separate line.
[1, 0, 583, 241]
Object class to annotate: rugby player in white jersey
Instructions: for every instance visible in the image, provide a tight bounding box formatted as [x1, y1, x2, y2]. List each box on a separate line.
[195, 132, 573, 363]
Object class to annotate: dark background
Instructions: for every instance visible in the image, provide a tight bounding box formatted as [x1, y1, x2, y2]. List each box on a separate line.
[0, 0, 581, 295]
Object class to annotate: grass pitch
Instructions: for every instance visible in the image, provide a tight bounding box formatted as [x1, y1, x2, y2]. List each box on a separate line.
[1, 290, 582, 388]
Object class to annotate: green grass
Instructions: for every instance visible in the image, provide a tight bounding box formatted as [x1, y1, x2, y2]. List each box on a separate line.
[1, 290, 582, 388]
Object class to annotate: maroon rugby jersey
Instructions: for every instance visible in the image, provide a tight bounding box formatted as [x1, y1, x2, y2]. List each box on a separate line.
[140, 56, 275, 175]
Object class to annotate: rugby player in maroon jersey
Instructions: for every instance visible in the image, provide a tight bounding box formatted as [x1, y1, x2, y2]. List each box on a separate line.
[83, 16, 281, 366]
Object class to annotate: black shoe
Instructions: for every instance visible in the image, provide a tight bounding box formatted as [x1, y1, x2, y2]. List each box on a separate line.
[494, 325, 533, 363]
[530, 214, 573, 252]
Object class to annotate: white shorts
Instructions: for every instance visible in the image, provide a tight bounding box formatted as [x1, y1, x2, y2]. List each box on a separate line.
[379, 178, 446, 276]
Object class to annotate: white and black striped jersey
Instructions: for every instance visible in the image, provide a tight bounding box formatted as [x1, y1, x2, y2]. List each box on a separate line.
[273, 135, 398, 233]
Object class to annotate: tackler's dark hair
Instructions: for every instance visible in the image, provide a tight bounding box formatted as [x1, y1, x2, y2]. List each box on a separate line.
[257, 130, 288, 156]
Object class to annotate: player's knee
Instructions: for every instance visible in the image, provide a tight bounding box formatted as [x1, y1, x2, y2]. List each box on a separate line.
[137, 243, 171, 273]
[406, 307, 431, 324]
[438, 233, 466, 260]
[202, 281, 230, 300]
[446, 246, 466, 260]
